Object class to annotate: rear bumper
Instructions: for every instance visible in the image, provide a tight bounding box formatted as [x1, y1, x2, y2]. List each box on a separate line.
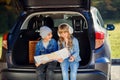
[1, 68, 108, 80]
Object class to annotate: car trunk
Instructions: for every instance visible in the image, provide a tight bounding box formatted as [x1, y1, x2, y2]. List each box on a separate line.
[11, 11, 92, 68]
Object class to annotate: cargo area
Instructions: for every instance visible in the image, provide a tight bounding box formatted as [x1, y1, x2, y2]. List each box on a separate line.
[12, 12, 91, 68]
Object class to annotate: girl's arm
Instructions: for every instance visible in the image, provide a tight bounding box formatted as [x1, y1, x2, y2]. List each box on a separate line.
[56, 41, 64, 63]
[72, 38, 80, 58]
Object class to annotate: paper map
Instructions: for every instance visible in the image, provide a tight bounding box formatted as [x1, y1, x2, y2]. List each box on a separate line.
[34, 48, 70, 64]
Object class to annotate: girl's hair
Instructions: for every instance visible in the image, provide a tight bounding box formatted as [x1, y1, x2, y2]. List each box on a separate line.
[58, 23, 73, 50]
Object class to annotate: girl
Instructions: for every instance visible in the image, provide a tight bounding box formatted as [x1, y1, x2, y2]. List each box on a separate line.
[35, 26, 58, 80]
[57, 23, 81, 80]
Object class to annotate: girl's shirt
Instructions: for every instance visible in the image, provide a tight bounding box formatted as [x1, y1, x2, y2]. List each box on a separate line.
[58, 37, 81, 62]
[35, 38, 58, 56]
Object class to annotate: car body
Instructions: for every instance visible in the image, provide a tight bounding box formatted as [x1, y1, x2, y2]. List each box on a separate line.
[1, 0, 115, 80]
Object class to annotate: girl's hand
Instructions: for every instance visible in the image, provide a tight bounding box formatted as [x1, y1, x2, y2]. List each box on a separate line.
[69, 56, 75, 62]
[57, 58, 64, 63]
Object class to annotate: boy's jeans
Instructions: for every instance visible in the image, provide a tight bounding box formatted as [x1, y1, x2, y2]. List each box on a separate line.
[61, 59, 79, 80]
[36, 61, 57, 80]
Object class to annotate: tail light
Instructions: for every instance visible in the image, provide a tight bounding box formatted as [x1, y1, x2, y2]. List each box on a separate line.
[2, 33, 8, 49]
[95, 32, 104, 49]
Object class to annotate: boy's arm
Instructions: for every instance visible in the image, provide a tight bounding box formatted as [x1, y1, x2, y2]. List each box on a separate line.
[35, 42, 41, 56]
[53, 39, 58, 51]
[35, 42, 41, 67]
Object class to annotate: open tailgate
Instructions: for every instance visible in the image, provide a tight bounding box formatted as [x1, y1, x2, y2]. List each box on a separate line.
[18, 0, 91, 10]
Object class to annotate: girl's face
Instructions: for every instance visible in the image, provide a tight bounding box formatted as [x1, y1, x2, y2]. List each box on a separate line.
[58, 25, 70, 39]
[43, 32, 52, 41]
[59, 31, 69, 38]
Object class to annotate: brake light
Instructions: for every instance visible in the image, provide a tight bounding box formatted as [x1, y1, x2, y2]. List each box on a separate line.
[95, 32, 104, 49]
[2, 33, 8, 49]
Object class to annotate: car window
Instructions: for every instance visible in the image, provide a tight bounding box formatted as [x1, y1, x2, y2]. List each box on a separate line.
[21, 12, 88, 33]
[96, 11, 104, 28]
[54, 19, 72, 27]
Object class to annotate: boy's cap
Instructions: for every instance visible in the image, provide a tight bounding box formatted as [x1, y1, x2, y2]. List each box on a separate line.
[39, 26, 52, 38]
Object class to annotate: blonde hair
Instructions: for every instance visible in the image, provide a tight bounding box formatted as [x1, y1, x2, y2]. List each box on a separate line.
[58, 23, 73, 50]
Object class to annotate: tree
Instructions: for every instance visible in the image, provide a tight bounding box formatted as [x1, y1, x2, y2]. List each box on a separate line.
[0, 0, 22, 33]
[92, 0, 120, 19]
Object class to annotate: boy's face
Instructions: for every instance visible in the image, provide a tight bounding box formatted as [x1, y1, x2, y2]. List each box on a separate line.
[43, 32, 52, 41]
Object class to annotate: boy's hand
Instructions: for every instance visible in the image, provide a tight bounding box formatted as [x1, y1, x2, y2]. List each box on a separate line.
[69, 56, 75, 62]
[35, 63, 40, 67]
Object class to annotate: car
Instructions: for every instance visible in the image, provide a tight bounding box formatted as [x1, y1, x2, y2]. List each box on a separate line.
[1, 0, 115, 80]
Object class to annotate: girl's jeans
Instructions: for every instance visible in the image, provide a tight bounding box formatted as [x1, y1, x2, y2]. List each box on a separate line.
[36, 61, 57, 80]
[61, 59, 79, 80]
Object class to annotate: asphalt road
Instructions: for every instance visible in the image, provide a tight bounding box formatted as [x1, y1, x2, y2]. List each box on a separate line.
[0, 63, 120, 80]
[111, 65, 120, 80]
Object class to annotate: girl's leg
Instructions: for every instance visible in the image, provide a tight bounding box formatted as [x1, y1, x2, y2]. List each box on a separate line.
[70, 61, 79, 80]
[46, 61, 57, 80]
[61, 59, 69, 80]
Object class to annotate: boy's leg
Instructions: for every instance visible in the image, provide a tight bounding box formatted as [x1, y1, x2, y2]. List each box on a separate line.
[70, 61, 79, 80]
[36, 64, 46, 80]
[46, 61, 57, 80]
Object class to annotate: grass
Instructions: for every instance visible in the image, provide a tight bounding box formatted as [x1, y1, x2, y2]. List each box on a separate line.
[105, 20, 120, 59]
[0, 21, 120, 59]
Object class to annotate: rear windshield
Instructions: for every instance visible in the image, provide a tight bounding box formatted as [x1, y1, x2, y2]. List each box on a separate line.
[21, 11, 88, 32]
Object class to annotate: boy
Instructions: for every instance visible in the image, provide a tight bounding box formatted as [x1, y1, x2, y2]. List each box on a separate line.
[35, 26, 58, 80]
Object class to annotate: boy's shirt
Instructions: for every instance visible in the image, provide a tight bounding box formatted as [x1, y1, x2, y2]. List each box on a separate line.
[35, 38, 58, 56]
